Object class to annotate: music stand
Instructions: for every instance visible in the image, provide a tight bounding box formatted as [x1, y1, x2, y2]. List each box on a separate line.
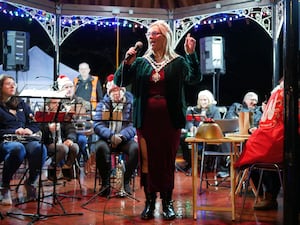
[6, 96, 83, 224]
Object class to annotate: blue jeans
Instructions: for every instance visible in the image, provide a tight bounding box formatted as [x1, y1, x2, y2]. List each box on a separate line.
[77, 134, 88, 161]
[0, 142, 26, 187]
[0, 141, 47, 187]
[24, 141, 47, 184]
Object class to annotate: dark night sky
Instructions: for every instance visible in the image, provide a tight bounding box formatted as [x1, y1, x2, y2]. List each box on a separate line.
[0, 10, 276, 107]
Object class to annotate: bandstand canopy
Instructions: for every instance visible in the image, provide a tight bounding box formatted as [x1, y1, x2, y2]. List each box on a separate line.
[0, 0, 281, 105]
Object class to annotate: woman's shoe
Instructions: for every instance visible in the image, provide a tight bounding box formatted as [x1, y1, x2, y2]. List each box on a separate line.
[48, 167, 57, 181]
[253, 192, 278, 210]
[0, 188, 12, 206]
[141, 193, 156, 220]
[24, 181, 37, 200]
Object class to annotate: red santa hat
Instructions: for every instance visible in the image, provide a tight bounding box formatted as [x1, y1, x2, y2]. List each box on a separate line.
[106, 74, 115, 94]
[57, 75, 73, 90]
[106, 74, 114, 82]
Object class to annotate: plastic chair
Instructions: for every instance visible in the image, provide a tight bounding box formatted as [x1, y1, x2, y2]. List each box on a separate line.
[217, 106, 228, 119]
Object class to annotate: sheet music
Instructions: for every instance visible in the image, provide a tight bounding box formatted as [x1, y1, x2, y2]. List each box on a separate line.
[19, 89, 67, 98]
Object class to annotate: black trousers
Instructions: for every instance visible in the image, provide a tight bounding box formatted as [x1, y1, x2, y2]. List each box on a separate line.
[95, 140, 138, 184]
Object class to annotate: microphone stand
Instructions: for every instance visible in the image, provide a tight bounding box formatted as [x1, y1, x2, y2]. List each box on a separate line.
[7, 97, 83, 224]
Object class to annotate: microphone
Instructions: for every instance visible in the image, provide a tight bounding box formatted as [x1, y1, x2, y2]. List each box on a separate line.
[125, 41, 143, 61]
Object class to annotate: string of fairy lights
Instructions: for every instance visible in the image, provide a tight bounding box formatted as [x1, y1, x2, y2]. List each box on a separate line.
[0, 2, 258, 30]
[0, 2, 273, 32]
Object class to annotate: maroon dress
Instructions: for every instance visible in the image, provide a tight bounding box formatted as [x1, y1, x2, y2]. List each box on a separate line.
[137, 70, 181, 193]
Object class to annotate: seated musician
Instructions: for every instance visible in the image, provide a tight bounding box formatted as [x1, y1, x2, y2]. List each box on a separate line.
[41, 98, 79, 181]
[93, 85, 138, 196]
[0, 74, 47, 205]
[56, 75, 92, 165]
[225, 91, 263, 132]
[176, 89, 221, 175]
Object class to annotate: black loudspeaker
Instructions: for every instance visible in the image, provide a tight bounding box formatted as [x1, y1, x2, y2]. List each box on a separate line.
[2, 30, 30, 71]
[199, 36, 225, 75]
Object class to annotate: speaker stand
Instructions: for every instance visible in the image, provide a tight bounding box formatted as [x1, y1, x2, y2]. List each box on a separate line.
[212, 68, 221, 103]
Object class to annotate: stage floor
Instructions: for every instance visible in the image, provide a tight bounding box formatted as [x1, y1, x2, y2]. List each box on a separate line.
[1, 157, 283, 225]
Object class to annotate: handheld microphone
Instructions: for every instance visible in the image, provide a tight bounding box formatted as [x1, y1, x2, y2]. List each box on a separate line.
[125, 41, 143, 61]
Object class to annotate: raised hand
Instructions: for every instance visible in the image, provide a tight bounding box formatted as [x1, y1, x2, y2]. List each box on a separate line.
[184, 33, 196, 54]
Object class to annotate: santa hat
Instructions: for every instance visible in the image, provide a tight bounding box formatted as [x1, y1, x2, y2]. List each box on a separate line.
[106, 74, 115, 93]
[57, 75, 73, 90]
[106, 74, 114, 82]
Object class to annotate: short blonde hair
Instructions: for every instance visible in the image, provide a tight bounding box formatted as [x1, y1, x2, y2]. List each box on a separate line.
[197, 90, 217, 107]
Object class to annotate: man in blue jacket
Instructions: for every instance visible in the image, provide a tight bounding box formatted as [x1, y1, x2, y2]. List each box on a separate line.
[93, 85, 138, 196]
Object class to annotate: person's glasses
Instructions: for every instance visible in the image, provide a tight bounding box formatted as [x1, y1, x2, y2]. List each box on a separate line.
[146, 31, 162, 38]
[4, 82, 17, 87]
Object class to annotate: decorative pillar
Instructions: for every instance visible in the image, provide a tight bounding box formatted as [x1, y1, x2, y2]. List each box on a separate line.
[54, 3, 61, 82]
[283, 0, 300, 224]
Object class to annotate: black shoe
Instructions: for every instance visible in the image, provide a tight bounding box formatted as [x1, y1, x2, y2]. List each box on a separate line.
[99, 185, 110, 197]
[175, 162, 190, 172]
[62, 167, 73, 181]
[48, 167, 57, 181]
[162, 200, 176, 220]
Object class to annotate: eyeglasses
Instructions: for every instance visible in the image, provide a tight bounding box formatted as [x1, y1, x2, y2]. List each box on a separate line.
[3, 82, 17, 87]
[146, 31, 162, 38]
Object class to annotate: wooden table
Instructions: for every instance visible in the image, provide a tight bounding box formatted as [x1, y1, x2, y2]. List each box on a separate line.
[185, 136, 248, 221]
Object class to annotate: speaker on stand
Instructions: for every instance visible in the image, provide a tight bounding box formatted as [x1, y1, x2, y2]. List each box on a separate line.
[200, 36, 225, 103]
[2, 30, 30, 91]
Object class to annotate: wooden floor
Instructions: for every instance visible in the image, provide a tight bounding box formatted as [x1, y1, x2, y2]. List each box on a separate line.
[1, 157, 284, 225]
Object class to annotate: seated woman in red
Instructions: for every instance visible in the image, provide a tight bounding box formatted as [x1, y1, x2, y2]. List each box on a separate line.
[235, 79, 284, 210]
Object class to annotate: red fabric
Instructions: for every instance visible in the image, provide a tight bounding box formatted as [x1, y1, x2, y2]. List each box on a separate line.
[106, 74, 114, 82]
[137, 70, 180, 192]
[234, 87, 284, 168]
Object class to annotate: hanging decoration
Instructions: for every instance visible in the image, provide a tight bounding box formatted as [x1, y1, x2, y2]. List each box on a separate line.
[1, 3, 271, 30]
[0, 3, 145, 29]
